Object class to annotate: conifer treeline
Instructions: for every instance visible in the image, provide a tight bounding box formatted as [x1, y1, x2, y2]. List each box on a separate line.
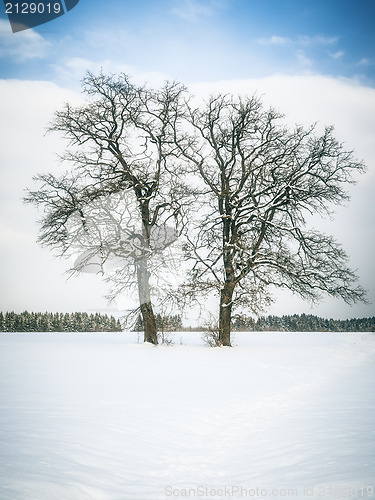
[232, 313, 375, 332]
[1, 311, 374, 333]
[0, 311, 122, 332]
[135, 313, 375, 332]
[133, 314, 183, 332]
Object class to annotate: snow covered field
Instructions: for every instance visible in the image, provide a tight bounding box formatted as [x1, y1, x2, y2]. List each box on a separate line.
[0, 332, 374, 500]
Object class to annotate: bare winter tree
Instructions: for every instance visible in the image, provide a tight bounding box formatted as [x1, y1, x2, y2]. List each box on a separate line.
[25, 72, 188, 344]
[177, 93, 367, 346]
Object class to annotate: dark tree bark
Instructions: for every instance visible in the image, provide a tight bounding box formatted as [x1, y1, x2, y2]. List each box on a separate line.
[136, 199, 157, 344]
[137, 260, 157, 344]
[219, 284, 234, 346]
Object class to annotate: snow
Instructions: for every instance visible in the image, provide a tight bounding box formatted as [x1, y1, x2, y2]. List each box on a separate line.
[0, 331, 374, 500]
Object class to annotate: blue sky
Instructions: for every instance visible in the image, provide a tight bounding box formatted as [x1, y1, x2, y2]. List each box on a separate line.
[1, 0, 375, 85]
[1, 0, 375, 319]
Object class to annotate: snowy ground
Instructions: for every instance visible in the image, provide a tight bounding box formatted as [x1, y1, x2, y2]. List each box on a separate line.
[0, 331, 374, 500]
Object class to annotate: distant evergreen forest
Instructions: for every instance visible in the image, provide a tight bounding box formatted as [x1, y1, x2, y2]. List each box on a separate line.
[133, 313, 183, 332]
[232, 313, 375, 332]
[0, 311, 122, 332]
[1, 311, 374, 333]
[135, 313, 375, 332]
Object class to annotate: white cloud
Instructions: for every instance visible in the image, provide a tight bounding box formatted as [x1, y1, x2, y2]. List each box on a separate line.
[171, 0, 225, 21]
[190, 74, 375, 154]
[0, 19, 50, 61]
[257, 34, 338, 48]
[298, 35, 338, 46]
[358, 58, 373, 66]
[0, 78, 112, 313]
[256, 35, 340, 70]
[330, 50, 344, 60]
[296, 49, 313, 67]
[0, 217, 34, 245]
[257, 36, 291, 46]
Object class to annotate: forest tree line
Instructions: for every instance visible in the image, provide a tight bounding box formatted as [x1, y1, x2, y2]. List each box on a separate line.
[0, 311, 122, 332]
[119, 312, 375, 332]
[1, 311, 374, 333]
[232, 313, 375, 332]
[133, 314, 183, 332]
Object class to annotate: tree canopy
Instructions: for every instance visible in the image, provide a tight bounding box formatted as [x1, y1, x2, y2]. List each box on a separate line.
[25, 73, 367, 346]
[25, 72, 188, 344]
[176, 93, 367, 345]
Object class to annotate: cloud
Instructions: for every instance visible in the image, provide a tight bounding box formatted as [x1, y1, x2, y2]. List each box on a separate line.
[0, 78, 111, 313]
[358, 58, 373, 66]
[255, 34, 344, 75]
[0, 79, 81, 201]
[298, 35, 338, 46]
[171, 0, 226, 21]
[0, 19, 50, 61]
[330, 51, 345, 60]
[257, 36, 291, 46]
[296, 49, 312, 67]
[0, 217, 34, 245]
[191, 74, 375, 148]
[257, 34, 338, 47]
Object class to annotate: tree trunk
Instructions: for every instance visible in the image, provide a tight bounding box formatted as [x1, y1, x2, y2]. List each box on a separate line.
[219, 284, 234, 346]
[136, 258, 158, 345]
[134, 197, 158, 345]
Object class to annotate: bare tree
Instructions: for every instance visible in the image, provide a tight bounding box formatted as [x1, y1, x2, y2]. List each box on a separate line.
[25, 72, 188, 344]
[177, 93, 367, 346]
